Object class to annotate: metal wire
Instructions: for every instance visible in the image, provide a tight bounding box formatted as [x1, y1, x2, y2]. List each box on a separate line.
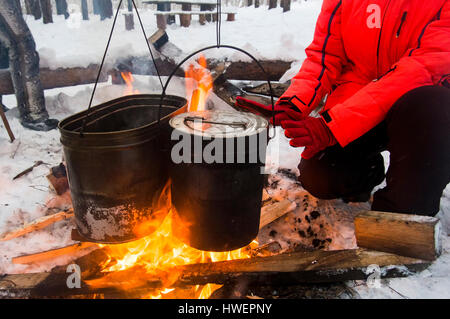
[80, 0, 164, 136]
[158, 44, 276, 139]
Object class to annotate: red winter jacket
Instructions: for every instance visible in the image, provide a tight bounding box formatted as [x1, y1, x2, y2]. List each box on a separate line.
[280, 0, 450, 147]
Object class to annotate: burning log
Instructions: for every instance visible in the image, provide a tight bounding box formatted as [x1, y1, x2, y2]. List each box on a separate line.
[0, 210, 73, 242]
[355, 211, 442, 261]
[0, 248, 430, 298]
[12, 242, 98, 265]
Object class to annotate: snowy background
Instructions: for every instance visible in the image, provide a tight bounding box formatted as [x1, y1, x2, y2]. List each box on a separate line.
[0, 0, 449, 298]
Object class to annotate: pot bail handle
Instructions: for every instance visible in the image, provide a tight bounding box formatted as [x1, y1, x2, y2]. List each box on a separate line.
[79, 0, 164, 137]
[158, 45, 277, 140]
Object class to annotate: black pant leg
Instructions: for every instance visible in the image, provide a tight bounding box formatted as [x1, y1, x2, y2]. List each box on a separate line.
[372, 85, 450, 216]
[298, 123, 387, 200]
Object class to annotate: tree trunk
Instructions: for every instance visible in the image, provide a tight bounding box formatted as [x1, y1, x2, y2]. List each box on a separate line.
[281, 0, 290, 12]
[39, 0, 53, 24]
[81, 0, 89, 20]
[93, 0, 100, 15]
[0, 0, 49, 123]
[98, 0, 113, 20]
[55, 0, 69, 19]
[25, 0, 42, 20]
[268, 0, 277, 9]
[255, 0, 260, 8]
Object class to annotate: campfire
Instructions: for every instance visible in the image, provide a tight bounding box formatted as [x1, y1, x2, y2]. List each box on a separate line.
[90, 182, 258, 299]
[0, 56, 441, 300]
[84, 57, 258, 299]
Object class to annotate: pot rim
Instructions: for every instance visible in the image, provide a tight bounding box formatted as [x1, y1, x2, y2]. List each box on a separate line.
[59, 94, 187, 139]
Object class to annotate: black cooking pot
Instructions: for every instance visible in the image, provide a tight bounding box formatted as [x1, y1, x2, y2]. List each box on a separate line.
[169, 110, 268, 251]
[59, 94, 187, 243]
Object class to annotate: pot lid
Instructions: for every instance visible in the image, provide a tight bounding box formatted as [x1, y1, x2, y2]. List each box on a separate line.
[169, 110, 268, 138]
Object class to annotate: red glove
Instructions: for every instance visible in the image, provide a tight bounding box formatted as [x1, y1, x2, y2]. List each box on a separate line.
[281, 117, 337, 159]
[235, 97, 305, 126]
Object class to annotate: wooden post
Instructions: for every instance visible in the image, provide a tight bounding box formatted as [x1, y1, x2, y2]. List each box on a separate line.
[81, 0, 89, 20]
[268, 0, 277, 9]
[180, 3, 191, 28]
[124, 13, 134, 30]
[226, 13, 235, 21]
[199, 4, 208, 25]
[205, 4, 215, 22]
[39, 0, 53, 24]
[156, 14, 167, 30]
[156, 3, 170, 30]
[255, 0, 260, 8]
[247, 0, 253, 6]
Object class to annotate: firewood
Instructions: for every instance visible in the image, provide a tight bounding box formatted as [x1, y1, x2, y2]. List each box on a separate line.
[51, 247, 114, 280]
[259, 199, 295, 229]
[12, 242, 97, 265]
[0, 210, 74, 242]
[46, 163, 69, 195]
[173, 248, 430, 287]
[0, 248, 429, 298]
[354, 211, 442, 261]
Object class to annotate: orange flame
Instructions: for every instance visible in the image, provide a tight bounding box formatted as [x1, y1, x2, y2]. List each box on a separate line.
[185, 55, 213, 111]
[89, 181, 258, 299]
[121, 72, 140, 95]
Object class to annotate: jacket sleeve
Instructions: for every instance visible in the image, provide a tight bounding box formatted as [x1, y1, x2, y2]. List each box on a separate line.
[324, 1, 450, 147]
[279, 0, 346, 116]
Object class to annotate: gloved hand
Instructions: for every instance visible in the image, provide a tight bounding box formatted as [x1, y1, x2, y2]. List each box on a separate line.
[235, 96, 305, 126]
[281, 117, 337, 159]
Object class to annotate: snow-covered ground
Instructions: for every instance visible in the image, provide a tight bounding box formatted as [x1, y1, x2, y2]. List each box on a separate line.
[0, 1, 449, 298]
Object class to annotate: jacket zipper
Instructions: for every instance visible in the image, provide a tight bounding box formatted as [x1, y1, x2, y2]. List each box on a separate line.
[396, 12, 408, 38]
[376, 0, 392, 78]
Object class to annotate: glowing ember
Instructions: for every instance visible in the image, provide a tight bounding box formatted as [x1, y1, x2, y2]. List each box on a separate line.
[185, 55, 213, 111]
[121, 71, 140, 95]
[89, 182, 258, 299]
